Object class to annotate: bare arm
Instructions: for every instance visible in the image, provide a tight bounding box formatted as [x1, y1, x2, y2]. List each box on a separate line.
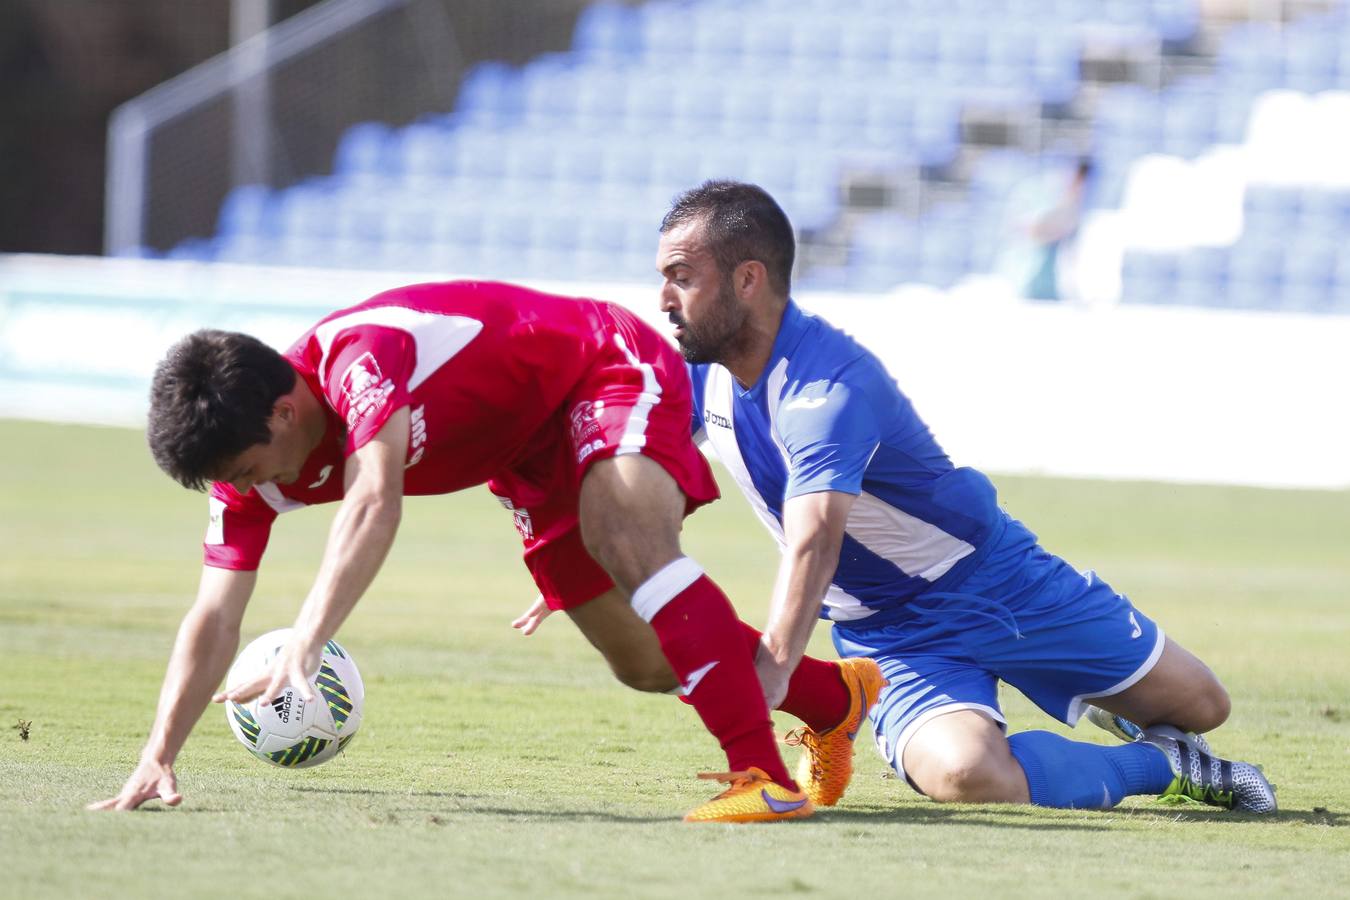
[88, 565, 257, 810]
[755, 490, 855, 709]
[219, 406, 409, 705]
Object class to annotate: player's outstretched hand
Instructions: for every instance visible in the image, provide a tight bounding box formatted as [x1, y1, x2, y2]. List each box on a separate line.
[87, 758, 181, 811]
[213, 632, 320, 705]
[511, 594, 553, 636]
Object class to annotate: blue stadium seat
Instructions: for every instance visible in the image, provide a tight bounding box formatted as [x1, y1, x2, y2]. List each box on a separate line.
[1217, 24, 1284, 94]
[553, 137, 608, 186]
[275, 185, 338, 239]
[450, 131, 510, 182]
[334, 122, 393, 178]
[333, 192, 387, 245]
[837, 17, 893, 78]
[1174, 247, 1228, 305]
[393, 123, 458, 183]
[453, 62, 522, 129]
[1161, 87, 1217, 157]
[214, 233, 275, 265]
[670, 75, 727, 132]
[519, 55, 580, 128]
[689, 7, 746, 68]
[502, 134, 558, 185]
[217, 184, 274, 237]
[1120, 250, 1178, 303]
[1227, 237, 1283, 304]
[1282, 18, 1340, 93]
[165, 238, 216, 262]
[572, 1, 639, 62]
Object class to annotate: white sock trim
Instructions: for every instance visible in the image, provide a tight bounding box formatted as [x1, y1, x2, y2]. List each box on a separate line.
[631, 557, 705, 622]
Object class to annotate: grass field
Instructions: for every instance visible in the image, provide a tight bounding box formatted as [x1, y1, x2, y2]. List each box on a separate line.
[1, 418, 1347, 899]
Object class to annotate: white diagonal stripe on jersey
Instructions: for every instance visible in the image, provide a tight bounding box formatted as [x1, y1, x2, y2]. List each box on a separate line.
[702, 365, 785, 546]
[846, 491, 975, 582]
[254, 481, 307, 514]
[313, 306, 484, 390]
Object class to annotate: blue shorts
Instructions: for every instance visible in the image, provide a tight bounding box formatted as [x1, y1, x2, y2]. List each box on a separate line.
[832, 518, 1164, 782]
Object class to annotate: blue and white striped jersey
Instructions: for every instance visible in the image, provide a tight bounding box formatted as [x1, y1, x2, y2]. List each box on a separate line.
[689, 301, 1017, 623]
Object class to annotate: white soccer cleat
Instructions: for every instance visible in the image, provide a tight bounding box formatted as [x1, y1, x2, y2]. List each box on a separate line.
[1142, 724, 1277, 814]
[1083, 705, 1212, 754]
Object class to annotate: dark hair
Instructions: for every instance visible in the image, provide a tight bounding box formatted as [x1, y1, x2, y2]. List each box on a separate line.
[147, 329, 296, 490]
[660, 180, 796, 295]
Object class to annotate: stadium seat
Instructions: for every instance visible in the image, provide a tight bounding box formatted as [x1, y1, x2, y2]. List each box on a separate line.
[453, 62, 522, 130]
[572, 1, 639, 62]
[217, 184, 274, 237]
[334, 122, 393, 178]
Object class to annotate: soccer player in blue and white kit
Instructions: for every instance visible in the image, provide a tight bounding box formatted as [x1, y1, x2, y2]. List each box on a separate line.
[654, 180, 1276, 813]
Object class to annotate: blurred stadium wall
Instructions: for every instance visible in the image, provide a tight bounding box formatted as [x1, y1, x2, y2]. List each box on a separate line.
[2, 253, 1347, 490]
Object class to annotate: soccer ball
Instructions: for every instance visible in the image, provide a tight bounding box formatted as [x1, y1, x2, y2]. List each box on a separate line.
[224, 628, 364, 769]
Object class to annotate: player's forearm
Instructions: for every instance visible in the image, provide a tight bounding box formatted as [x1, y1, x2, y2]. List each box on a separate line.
[761, 537, 839, 670]
[143, 570, 255, 764]
[293, 493, 401, 646]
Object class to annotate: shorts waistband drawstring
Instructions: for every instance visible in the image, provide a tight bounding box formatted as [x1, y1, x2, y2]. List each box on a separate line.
[905, 591, 1025, 640]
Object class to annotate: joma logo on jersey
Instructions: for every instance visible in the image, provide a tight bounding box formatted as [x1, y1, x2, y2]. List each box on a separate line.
[704, 409, 731, 429]
[340, 352, 395, 428]
[406, 404, 427, 469]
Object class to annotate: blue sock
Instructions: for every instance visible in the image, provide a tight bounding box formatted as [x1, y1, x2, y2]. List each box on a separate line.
[1007, 730, 1175, 809]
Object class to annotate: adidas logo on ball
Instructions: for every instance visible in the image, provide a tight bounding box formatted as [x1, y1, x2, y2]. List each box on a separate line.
[270, 693, 293, 724]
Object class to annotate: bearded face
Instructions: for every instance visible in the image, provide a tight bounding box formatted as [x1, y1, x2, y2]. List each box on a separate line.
[670, 269, 747, 364]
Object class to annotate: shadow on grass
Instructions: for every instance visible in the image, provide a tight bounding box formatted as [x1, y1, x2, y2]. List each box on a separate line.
[286, 786, 1346, 829]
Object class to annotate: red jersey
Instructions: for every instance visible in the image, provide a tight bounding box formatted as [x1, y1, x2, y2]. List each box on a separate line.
[204, 281, 667, 570]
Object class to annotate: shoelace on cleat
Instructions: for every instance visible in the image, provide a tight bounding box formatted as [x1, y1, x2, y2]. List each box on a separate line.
[696, 770, 764, 799]
[783, 728, 826, 782]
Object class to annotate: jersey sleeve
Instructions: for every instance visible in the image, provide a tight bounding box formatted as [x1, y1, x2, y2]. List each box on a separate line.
[203, 482, 279, 570]
[320, 326, 417, 455]
[777, 377, 881, 499]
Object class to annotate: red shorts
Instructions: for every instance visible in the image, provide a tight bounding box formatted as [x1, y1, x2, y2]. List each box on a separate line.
[487, 304, 719, 610]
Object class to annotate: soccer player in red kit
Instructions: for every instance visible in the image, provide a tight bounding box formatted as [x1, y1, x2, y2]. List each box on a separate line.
[88, 280, 884, 822]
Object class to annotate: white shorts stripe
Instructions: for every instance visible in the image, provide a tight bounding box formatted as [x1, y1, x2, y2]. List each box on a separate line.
[1064, 625, 1167, 726]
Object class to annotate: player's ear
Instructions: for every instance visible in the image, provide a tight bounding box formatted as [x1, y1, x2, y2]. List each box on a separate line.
[732, 259, 759, 299]
[272, 398, 296, 427]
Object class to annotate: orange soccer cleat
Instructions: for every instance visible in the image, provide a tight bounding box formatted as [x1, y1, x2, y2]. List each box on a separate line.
[682, 768, 814, 823]
[784, 656, 888, 807]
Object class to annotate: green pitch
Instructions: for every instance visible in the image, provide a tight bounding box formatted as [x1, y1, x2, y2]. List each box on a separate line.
[1, 419, 1346, 898]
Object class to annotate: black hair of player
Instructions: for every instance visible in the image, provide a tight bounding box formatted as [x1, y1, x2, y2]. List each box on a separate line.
[661, 180, 796, 296]
[147, 329, 296, 490]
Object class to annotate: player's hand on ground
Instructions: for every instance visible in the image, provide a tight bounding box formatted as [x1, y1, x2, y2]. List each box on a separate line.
[753, 644, 792, 711]
[213, 632, 321, 705]
[86, 758, 181, 811]
[511, 594, 553, 636]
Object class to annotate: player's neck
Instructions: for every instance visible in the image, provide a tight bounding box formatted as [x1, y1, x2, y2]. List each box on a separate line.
[292, 377, 328, 456]
[724, 299, 787, 389]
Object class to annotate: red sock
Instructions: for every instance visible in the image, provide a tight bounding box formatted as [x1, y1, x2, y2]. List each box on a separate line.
[640, 565, 797, 790]
[736, 621, 850, 733]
